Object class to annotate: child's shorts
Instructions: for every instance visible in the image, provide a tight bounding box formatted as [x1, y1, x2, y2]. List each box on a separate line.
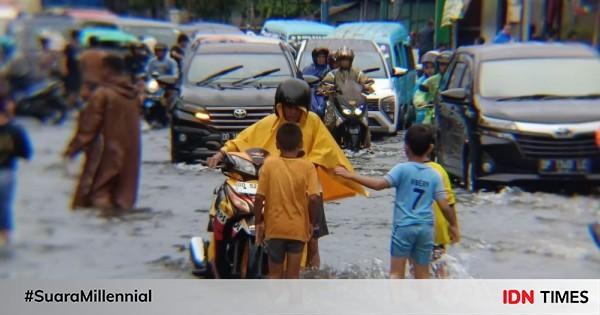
[0, 170, 15, 231]
[390, 224, 434, 265]
[265, 239, 305, 264]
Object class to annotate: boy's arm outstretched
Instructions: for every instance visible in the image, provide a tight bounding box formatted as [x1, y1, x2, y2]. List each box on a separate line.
[334, 167, 390, 191]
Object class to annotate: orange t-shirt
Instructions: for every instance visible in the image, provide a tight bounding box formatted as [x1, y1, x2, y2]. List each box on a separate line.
[256, 156, 320, 242]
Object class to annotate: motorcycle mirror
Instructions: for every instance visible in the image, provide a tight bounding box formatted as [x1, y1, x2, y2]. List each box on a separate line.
[392, 67, 408, 77]
[303, 75, 320, 85]
[363, 67, 380, 74]
[151, 71, 160, 78]
[157, 75, 178, 85]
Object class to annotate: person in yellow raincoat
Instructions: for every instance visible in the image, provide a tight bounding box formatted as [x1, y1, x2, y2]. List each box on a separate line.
[208, 78, 367, 269]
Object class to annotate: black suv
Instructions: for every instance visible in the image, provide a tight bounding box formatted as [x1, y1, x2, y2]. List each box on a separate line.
[171, 35, 301, 163]
[434, 43, 600, 191]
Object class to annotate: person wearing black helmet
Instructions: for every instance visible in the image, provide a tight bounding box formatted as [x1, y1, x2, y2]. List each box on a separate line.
[146, 43, 179, 78]
[321, 46, 374, 145]
[303, 47, 330, 119]
[207, 78, 367, 269]
[303, 47, 330, 79]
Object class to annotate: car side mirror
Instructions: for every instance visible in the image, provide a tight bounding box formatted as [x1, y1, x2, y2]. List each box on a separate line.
[392, 67, 408, 77]
[441, 88, 468, 103]
[303, 75, 320, 85]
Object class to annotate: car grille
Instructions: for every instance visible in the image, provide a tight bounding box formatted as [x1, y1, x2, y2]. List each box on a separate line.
[515, 133, 600, 158]
[367, 99, 379, 112]
[205, 106, 273, 130]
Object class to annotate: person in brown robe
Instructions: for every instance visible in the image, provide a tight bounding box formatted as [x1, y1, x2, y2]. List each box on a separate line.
[64, 54, 141, 210]
[78, 36, 108, 102]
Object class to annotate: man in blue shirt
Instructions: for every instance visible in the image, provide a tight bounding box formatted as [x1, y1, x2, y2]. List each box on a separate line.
[494, 24, 513, 44]
[336, 125, 459, 279]
[146, 43, 179, 78]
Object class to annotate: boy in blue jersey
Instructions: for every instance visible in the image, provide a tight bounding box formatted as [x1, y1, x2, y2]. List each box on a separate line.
[335, 125, 459, 278]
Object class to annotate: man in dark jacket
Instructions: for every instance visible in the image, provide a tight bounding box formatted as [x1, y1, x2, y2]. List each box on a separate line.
[64, 55, 141, 210]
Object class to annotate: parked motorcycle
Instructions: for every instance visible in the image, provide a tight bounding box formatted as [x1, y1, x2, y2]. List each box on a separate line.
[321, 80, 373, 152]
[143, 72, 178, 128]
[189, 148, 269, 278]
[13, 79, 67, 125]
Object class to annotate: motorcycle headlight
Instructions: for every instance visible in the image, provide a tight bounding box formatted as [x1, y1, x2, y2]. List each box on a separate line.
[146, 79, 159, 94]
[342, 108, 352, 116]
[229, 155, 257, 177]
[354, 107, 363, 116]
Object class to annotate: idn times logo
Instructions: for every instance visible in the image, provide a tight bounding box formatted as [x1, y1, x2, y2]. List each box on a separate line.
[502, 290, 589, 305]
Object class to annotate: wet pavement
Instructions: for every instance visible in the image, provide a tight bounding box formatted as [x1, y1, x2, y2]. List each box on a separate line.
[1, 118, 599, 279]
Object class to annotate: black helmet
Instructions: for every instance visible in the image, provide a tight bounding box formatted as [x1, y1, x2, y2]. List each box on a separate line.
[274, 78, 310, 115]
[154, 43, 168, 51]
[311, 47, 329, 63]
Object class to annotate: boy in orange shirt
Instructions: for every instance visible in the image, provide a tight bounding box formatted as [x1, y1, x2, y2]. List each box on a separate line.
[254, 123, 320, 279]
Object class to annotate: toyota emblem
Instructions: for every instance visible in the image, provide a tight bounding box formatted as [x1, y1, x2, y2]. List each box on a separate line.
[233, 108, 247, 119]
[553, 127, 572, 138]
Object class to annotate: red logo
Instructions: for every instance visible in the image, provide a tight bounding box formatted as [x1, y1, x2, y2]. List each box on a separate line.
[503, 290, 535, 304]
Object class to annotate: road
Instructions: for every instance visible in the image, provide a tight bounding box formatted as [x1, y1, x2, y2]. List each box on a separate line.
[1, 118, 599, 279]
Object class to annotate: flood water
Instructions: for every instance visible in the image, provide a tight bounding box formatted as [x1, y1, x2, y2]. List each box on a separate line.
[1, 119, 599, 279]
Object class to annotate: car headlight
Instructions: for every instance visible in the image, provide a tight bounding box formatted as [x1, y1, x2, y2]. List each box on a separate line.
[479, 116, 518, 131]
[229, 155, 256, 176]
[180, 102, 210, 122]
[342, 108, 352, 116]
[354, 108, 363, 116]
[146, 79, 159, 93]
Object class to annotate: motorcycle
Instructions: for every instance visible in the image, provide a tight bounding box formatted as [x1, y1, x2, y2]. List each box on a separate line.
[142, 72, 178, 128]
[13, 79, 68, 125]
[189, 148, 269, 278]
[321, 80, 373, 152]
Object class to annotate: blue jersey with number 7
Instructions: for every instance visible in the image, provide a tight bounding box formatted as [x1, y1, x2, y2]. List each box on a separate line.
[384, 162, 446, 227]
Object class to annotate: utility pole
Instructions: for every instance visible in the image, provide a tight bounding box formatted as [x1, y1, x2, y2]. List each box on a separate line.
[380, 0, 389, 21]
[321, 0, 329, 24]
[594, 4, 600, 48]
[520, 0, 531, 41]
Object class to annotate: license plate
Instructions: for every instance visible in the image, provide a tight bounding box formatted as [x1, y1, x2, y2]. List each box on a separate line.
[221, 132, 237, 141]
[538, 159, 590, 174]
[235, 182, 257, 194]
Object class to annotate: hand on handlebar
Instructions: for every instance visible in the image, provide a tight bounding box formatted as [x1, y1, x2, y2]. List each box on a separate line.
[207, 151, 225, 168]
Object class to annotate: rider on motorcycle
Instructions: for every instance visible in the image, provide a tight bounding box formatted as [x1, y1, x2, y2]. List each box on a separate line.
[303, 47, 330, 79]
[146, 43, 179, 78]
[303, 47, 330, 119]
[413, 50, 452, 124]
[320, 47, 374, 147]
[415, 50, 439, 94]
[207, 78, 367, 269]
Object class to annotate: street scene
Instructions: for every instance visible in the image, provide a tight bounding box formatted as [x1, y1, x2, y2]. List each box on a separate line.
[0, 0, 599, 279]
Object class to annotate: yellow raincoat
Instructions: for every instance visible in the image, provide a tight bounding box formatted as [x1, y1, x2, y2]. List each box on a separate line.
[221, 104, 367, 200]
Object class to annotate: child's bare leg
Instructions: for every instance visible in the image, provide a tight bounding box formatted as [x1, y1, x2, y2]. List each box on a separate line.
[285, 252, 302, 279]
[307, 238, 320, 269]
[390, 257, 408, 279]
[413, 264, 431, 279]
[268, 260, 284, 279]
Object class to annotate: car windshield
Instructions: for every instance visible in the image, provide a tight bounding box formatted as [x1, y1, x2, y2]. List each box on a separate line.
[479, 58, 600, 98]
[298, 45, 388, 78]
[187, 53, 292, 86]
[121, 25, 178, 46]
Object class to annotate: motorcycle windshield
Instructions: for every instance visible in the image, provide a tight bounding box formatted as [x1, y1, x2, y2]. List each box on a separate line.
[335, 81, 366, 109]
